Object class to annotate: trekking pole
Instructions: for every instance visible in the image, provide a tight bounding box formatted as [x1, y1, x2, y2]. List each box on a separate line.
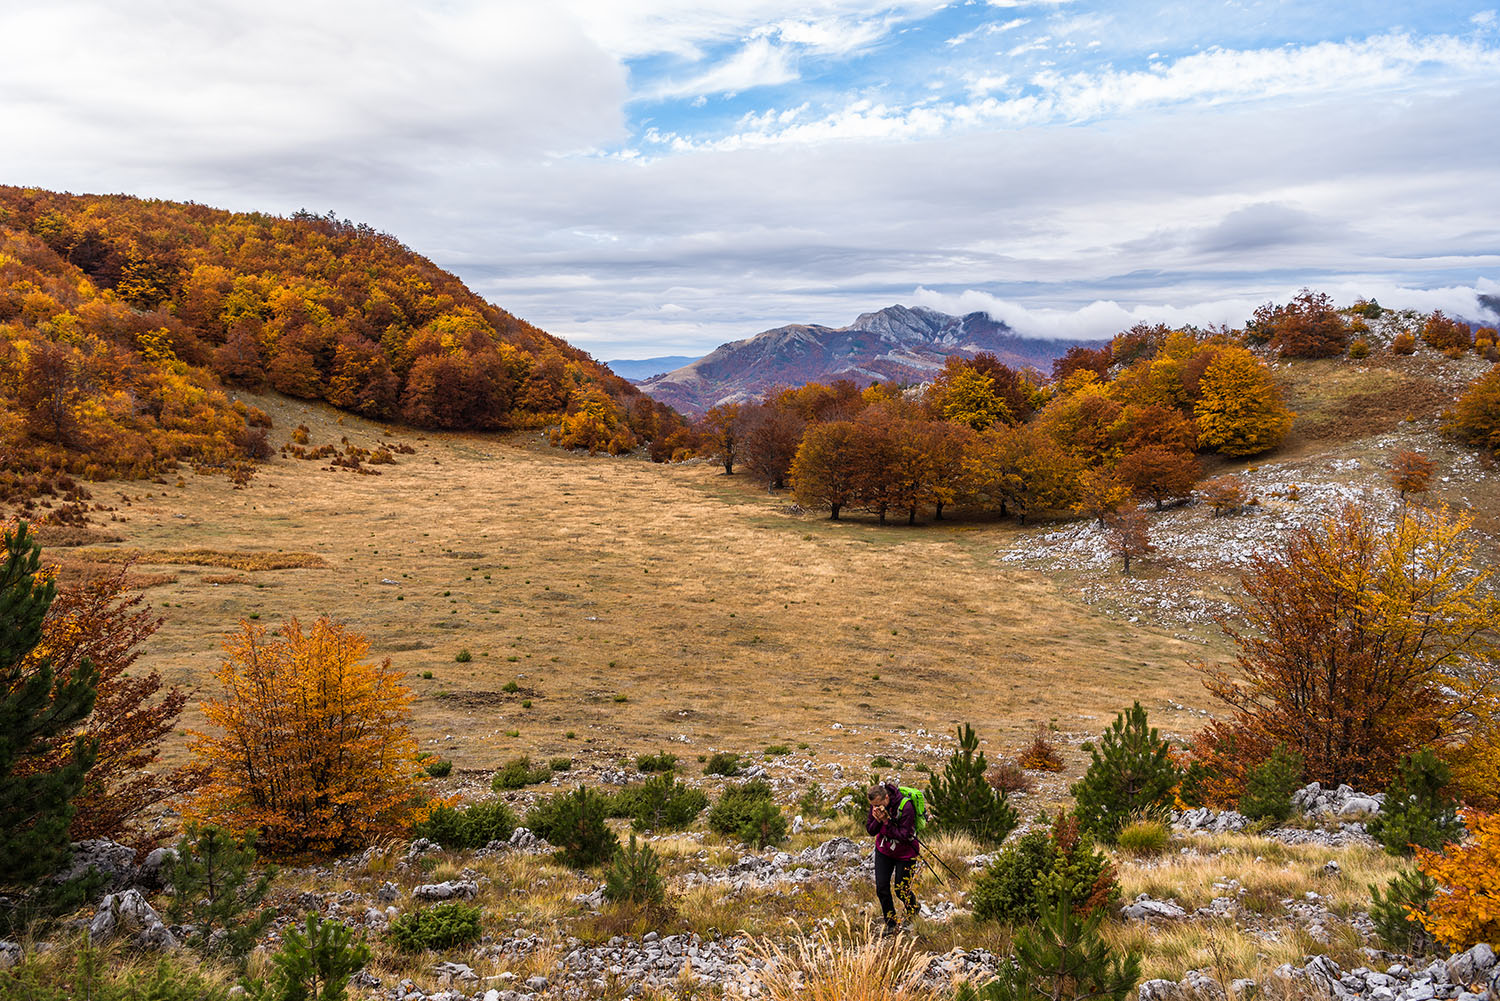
[919, 841, 963, 881]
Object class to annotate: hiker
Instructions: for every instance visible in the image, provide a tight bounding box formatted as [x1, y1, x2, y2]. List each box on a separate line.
[866, 781, 919, 936]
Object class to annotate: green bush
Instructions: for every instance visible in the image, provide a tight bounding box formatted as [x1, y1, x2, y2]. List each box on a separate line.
[1238, 744, 1302, 822]
[708, 780, 786, 847]
[636, 751, 678, 772]
[871, 755, 893, 769]
[764, 744, 792, 756]
[1369, 868, 1439, 955]
[704, 752, 741, 776]
[252, 912, 371, 1001]
[603, 833, 666, 909]
[525, 786, 618, 867]
[971, 814, 1116, 924]
[928, 724, 1017, 847]
[455, 649, 472, 663]
[549, 757, 573, 772]
[797, 782, 832, 819]
[1070, 703, 1180, 843]
[386, 901, 483, 952]
[502, 680, 520, 693]
[414, 800, 517, 849]
[1368, 748, 1464, 857]
[492, 756, 554, 791]
[165, 825, 277, 963]
[424, 758, 453, 778]
[1114, 819, 1170, 857]
[616, 774, 708, 832]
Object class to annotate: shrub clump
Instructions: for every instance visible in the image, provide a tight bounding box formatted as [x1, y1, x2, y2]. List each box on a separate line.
[613, 774, 708, 832]
[1369, 868, 1439, 955]
[386, 901, 483, 952]
[971, 812, 1117, 924]
[1070, 703, 1180, 843]
[1368, 748, 1463, 857]
[251, 912, 371, 1001]
[635, 751, 678, 773]
[424, 758, 452, 778]
[492, 756, 555, 791]
[1237, 743, 1302, 822]
[703, 752, 742, 776]
[525, 785, 618, 867]
[707, 780, 786, 848]
[986, 762, 1036, 796]
[415, 799, 517, 850]
[1018, 726, 1066, 772]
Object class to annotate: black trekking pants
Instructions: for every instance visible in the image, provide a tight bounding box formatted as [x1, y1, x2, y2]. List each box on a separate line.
[873, 850, 918, 923]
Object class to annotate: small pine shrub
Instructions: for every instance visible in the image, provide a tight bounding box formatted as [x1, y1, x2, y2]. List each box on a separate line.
[704, 752, 742, 776]
[252, 912, 371, 1001]
[164, 825, 277, 963]
[1070, 703, 1180, 843]
[708, 780, 786, 847]
[764, 744, 791, 756]
[525, 785, 618, 867]
[636, 751, 678, 772]
[987, 762, 1036, 796]
[549, 757, 573, 772]
[1238, 743, 1302, 822]
[1018, 726, 1065, 772]
[624, 774, 708, 832]
[956, 894, 1141, 1001]
[502, 680, 520, 693]
[386, 901, 483, 952]
[1369, 868, 1439, 955]
[1369, 748, 1463, 857]
[455, 649, 472, 663]
[928, 723, 1018, 846]
[971, 812, 1117, 924]
[0, 939, 233, 1001]
[424, 758, 452, 778]
[871, 755, 894, 769]
[603, 833, 666, 909]
[797, 782, 832, 819]
[839, 778, 877, 823]
[1114, 819, 1170, 857]
[492, 756, 554, 791]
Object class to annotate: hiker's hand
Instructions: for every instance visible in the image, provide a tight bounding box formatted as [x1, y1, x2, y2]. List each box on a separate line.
[873, 805, 888, 821]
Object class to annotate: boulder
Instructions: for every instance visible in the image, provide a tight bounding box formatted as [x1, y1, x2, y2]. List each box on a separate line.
[1447, 945, 1496, 987]
[138, 847, 177, 892]
[1121, 894, 1188, 921]
[89, 889, 178, 949]
[412, 880, 478, 901]
[57, 840, 138, 893]
[1138, 979, 1183, 1001]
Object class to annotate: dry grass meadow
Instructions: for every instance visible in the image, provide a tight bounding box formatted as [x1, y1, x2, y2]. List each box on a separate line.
[41, 391, 1222, 778]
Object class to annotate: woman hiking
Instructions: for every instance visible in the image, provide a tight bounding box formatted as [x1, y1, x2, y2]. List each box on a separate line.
[865, 781, 920, 936]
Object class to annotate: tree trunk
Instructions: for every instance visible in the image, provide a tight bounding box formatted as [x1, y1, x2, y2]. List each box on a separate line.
[935, 502, 945, 520]
[907, 506, 917, 526]
[830, 504, 840, 521]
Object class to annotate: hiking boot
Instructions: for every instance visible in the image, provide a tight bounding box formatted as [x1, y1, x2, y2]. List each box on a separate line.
[879, 919, 901, 938]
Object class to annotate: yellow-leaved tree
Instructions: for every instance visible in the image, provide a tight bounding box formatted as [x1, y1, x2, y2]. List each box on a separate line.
[1415, 812, 1500, 951]
[189, 617, 428, 858]
[1194, 347, 1294, 457]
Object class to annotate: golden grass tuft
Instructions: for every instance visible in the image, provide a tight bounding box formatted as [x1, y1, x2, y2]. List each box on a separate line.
[70, 547, 327, 570]
[749, 914, 940, 1001]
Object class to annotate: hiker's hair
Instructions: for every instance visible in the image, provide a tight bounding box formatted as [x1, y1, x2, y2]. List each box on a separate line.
[868, 784, 888, 800]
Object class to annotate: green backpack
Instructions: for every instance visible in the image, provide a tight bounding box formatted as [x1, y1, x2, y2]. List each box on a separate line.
[898, 786, 928, 838]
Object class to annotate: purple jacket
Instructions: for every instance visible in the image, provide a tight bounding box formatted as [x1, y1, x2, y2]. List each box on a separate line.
[865, 782, 919, 860]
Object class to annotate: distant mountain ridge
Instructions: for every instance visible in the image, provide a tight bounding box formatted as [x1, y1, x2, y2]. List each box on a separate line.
[603, 356, 700, 382]
[637, 304, 1091, 415]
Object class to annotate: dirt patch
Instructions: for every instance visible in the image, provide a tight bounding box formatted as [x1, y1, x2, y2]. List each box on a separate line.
[70, 548, 327, 570]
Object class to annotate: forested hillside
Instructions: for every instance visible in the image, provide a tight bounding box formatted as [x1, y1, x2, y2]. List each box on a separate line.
[0, 186, 680, 489]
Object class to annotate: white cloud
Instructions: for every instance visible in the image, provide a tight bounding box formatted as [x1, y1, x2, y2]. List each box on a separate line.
[641, 37, 800, 100]
[1473, 9, 1497, 27]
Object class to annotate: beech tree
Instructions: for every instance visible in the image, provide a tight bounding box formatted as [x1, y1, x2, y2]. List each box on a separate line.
[1195, 504, 1500, 788]
[20, 565, 188, 844]
[1116, 445, 1198, 511]
[1072, 466, 1129, 527]
[1199, 474, 1247, 517]
[189, 616, 428, 858]
[790, 421, 860, 520]
[1107, 509, 1154, 574]
[699, 404, 742, 475]
[737, 402, 804, 489]
[1251, 288, 1349, 358]
[1194, 347, 1294, 456]
[1448, 364, 1500, 454]
[928, 361, 1011, 430]
[1421, 310, 1472, 352]
[969, 425, 1080, 525]
[1389, 450, 1436, 510]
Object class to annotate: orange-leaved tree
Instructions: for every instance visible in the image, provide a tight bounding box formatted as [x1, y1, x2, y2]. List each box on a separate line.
[1194, 503, 1500, 790]
[1414, 812, 1500, 951]
[1449, 363, 1500, 455]
[21, 564, 190, 845]
[189, 616, 428, 858]
[1389, 449, 1436, 510]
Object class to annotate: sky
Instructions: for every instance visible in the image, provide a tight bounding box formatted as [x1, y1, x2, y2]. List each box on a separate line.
[2, 1, 1498, 359]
